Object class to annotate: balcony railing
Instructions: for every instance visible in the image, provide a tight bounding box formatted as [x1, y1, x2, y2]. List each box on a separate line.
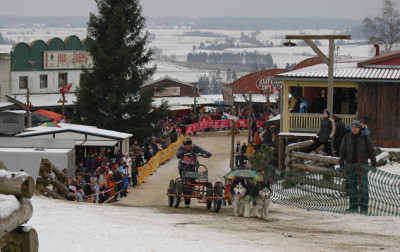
[289, 113, 356, 132]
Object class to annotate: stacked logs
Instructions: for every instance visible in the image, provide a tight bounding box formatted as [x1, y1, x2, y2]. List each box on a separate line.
[36, 158, 76, 200]
[0, 167, 38, 252]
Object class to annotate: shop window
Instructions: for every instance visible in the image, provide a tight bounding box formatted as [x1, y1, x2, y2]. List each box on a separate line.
[58, 73, 67, 88]
[40, 75, 48, 89]
[19, 76, 28, 89]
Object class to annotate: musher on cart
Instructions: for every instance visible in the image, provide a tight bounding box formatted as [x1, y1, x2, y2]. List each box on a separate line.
[176, 137, 212, 207]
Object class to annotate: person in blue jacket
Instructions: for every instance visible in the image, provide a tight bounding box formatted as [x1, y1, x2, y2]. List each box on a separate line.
[299, 96, 309, 113]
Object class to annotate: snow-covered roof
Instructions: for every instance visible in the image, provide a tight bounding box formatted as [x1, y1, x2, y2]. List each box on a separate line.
[267, 114, 280, 122]
[274, 61, 400, 82]
[152, 94, 223, 107]
[6, 93, 77, 108]
[233, 94, 279, 103]
[0, 102, 14, 110]
[142, 76, 195, 88]
[16, 123, 132, 139]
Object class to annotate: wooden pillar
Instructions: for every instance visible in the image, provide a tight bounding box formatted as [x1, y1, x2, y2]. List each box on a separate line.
[327, 39, 335, 113]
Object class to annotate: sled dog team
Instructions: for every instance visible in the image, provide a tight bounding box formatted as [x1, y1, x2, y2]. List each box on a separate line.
[230, 178, 272, 220]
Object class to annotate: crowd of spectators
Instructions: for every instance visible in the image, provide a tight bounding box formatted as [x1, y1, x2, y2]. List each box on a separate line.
[68, 110, 277, 203]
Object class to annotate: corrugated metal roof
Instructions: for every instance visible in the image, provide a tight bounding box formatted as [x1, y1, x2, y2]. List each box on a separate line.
[275, 62, 400, 81]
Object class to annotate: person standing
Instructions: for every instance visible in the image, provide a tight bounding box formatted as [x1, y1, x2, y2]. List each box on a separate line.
[339, 120, 376, 214]
[332, 114, 346, 157]
[304, 109, 335, 156]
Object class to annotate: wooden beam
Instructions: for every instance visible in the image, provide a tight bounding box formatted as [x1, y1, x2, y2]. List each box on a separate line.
[304, 39, 329, 65]
[285, 35, 351, 40]
[0, 226, 39, 252]
[290, 151, 340, 165]
[0, 198, 33, 237]
[0, 172, 34, 199]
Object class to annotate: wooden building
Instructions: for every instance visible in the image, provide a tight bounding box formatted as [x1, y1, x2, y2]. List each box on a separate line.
[273, 50, 400, 149]
[140, 76, 198, 97]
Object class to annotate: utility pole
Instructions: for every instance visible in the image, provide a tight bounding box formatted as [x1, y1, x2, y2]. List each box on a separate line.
[285, 35, 351, 113]
[26, 88, 31, 128]
[229, 107, 239, 171]
[247, 92, 252, 144]
[193, 82, 197, 114]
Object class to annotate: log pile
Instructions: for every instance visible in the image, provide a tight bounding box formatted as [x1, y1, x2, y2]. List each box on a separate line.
[36, 158, 73, 200]
[0, 166, 38, 252]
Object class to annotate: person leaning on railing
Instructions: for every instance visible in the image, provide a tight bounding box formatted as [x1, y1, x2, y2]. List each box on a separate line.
[339, 120, 377, 214]
[304, 109, 335, 156]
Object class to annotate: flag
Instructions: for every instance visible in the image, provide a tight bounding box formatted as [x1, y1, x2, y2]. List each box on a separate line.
[59, 83, 73, 95]
[238, 88, 249, 105]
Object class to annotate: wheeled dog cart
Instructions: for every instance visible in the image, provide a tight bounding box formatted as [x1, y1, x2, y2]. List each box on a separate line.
[167, 153, 224, 212]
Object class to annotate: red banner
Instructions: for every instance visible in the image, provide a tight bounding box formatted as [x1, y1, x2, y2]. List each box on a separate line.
[184, 120, 264, 134]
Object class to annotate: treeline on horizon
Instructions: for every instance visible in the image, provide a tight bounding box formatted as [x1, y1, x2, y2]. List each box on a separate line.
[187, 51, 275, 69]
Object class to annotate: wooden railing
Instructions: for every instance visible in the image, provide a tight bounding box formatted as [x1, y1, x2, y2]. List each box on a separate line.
[289, 113, 356, 132]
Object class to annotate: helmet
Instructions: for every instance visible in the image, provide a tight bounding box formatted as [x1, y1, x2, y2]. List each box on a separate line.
[183, 137, 192, 146]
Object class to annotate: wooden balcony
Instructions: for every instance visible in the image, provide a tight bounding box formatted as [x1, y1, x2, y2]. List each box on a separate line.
[289, 113, 356, 132]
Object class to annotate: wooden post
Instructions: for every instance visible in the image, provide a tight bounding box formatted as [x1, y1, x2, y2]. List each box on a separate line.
[327, 39, 335, 113]
[247, 92, 252, 144]
[230, 107, 236, 171]
[0, 226, 39, 252]
[193, 82, 197, 114]
[0, 198, 33, 236]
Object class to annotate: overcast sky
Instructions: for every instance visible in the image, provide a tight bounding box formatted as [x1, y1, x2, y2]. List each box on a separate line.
[0, 0, 383, 20]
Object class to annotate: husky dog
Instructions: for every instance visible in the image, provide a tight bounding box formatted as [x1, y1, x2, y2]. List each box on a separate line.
[230, 178, 254, 217]
[251, 181, 272, 220]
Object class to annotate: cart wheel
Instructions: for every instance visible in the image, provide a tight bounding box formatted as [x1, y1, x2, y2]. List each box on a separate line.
[213, 183, 223, 213]
[173, 180, 183, 208]
[206, 183, 213, 209]
[168, 179, 175, 207]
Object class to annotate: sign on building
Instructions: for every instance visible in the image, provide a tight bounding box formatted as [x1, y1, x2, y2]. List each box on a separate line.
[43, 51, 93, 69]
[154, 87, 180, 97]
[255, 76, 280, 95]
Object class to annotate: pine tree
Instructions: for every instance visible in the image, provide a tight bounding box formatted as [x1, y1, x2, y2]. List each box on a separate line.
[73, 0, 168, 139]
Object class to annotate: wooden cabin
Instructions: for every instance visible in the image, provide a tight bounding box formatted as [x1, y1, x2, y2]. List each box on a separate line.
[273, 51, 400, 167]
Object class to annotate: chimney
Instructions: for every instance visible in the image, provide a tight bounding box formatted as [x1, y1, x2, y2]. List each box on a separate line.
[373, 44, 380, 56]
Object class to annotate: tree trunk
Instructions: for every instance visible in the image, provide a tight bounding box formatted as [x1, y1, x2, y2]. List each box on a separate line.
[0, 226, 39, 252]
[0, 171, 34, 199]
[40, 158, 68, 183]
[291, 163, 344, 178]
[0, 198, 33, 237]
[290, 151, 340, 165]
[285, 174, 346, 192]
[285, 140, 313, 155]
[35, 183, 66, 200]
[39, 170, 69, 197]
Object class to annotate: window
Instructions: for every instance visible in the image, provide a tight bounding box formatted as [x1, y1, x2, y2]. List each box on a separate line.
[58, 73, 67, 88]
[40, 75, 48, 89]
[19, 76, 28, 89]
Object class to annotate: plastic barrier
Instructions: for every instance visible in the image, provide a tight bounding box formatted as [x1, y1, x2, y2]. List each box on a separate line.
[137, 135, 184, 185]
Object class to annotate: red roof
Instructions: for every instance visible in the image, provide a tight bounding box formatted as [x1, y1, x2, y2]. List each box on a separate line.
[357, 50, 400, 67]
[231, 69, 288, 94]
[34, 109, 64, 123]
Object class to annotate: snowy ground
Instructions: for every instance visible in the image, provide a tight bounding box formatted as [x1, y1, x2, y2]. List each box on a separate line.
[27, 132, 400, 252]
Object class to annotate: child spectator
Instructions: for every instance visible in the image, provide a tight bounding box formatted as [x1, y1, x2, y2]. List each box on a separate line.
[99, 183, 109, 203]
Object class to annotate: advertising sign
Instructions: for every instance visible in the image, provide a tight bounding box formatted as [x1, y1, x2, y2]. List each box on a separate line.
[154, 87, 180, 97]
[43, 50, 93, 69]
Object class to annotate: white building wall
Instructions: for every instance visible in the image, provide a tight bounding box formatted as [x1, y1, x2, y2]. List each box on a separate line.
[0, 55, 11, 101]
[10, 70, 81, 95]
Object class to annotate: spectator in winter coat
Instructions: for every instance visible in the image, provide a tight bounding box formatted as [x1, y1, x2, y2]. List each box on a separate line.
[86, 153, 97, 177]
[251, 120, 257, 139]
[98, 183, 109, 203]
[332, 114, 346, 157]
[95, 162, 110, 178]
[304, 109, 335, 156]
[299, 97, 309, 113]
[75, 161, 85, 176]
[339, 120, 376, 214]
[108, 158, 118, 171]
[131, 156, 138, 187]
[91, 177, 100, 203]
[245, 142, 255, 158]
[254, 131, 261, 149]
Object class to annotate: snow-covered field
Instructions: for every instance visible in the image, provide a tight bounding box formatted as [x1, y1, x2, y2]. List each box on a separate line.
[23, 132, 400, 252]
[0, 26, 374, 83]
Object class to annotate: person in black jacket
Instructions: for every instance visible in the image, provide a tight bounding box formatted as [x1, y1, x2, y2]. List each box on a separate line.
[86, 153, 97, 177]
[305, 109, 335, 156]
[332, 114, 346, 157]
[339, 120, 376, 214]
[176, 137, 212, 207]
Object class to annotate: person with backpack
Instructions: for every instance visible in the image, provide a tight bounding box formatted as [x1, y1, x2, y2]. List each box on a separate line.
[332, 114, 346, 157]
[339, 120, 376, 214]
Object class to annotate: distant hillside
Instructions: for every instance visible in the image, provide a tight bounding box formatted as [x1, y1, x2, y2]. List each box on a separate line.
[0, 15, 362, 30]
[147, 16, 362, 30]
[0, 16, 89, 28]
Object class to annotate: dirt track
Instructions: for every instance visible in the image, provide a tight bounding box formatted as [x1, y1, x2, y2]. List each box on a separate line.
[116, 131, 400, 251]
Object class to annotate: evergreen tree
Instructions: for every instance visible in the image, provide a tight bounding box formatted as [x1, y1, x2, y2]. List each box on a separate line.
[73, 0, 168, 140]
